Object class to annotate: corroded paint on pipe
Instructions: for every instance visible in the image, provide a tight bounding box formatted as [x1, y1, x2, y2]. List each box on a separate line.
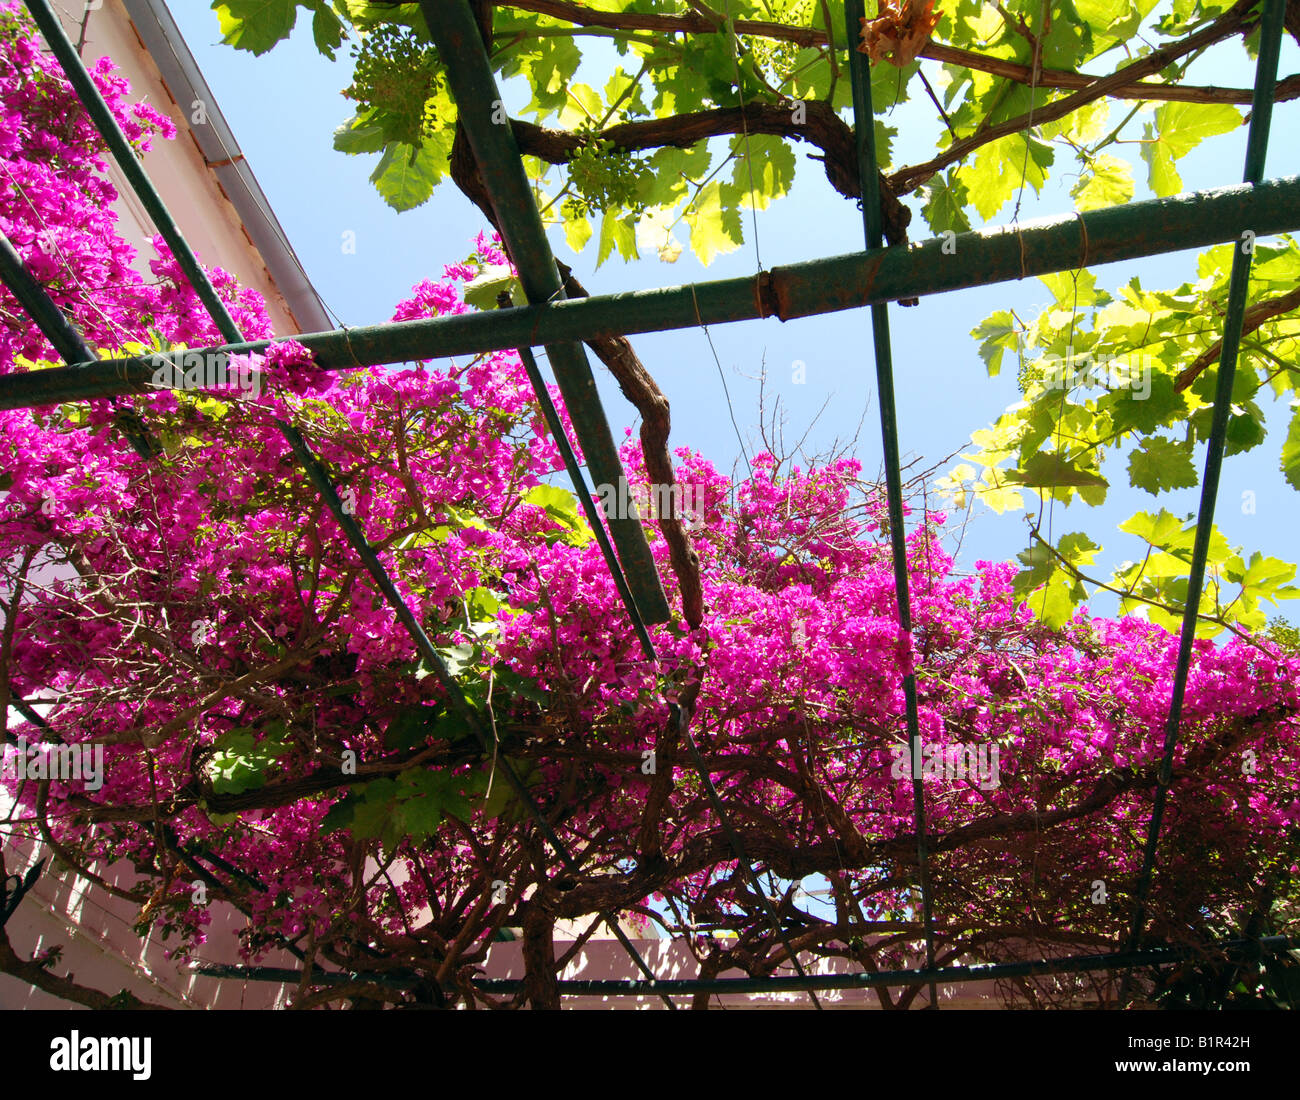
[3, 177, 1298, 412]
[193, 934, 1295, 995]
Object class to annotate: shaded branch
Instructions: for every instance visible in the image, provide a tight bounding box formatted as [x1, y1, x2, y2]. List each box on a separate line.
[889, 0, 1265, 194]
[510, 100, 912, 243]
[498, 0, 1298, 107]
[1174, 284, 1300, 392]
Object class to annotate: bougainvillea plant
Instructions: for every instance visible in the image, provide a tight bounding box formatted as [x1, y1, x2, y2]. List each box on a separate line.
[1, 4, 1298, 1009]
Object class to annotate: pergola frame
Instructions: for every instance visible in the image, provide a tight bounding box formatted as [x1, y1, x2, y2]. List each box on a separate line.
[1, 0, 1296, 1007]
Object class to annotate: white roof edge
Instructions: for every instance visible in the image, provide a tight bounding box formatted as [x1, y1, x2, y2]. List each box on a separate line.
[121, 0, 334, 335]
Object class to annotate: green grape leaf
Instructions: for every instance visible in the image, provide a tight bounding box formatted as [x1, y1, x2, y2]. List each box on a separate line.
[959, 133, 1053, 222]
[349, 779, 398, 840]
[921, 170, 971, 235]
[462, 265, 526, 310]
[1029, 575, 1080, 630]
[320, 790, 360, 833]
[1005, 452, 1108, 490]
[211, 0, 300, 55]
[1014, 542, 1056, 597]
[1140, 122, 1180, 197]
[1107, 372, 1186, 435]
[334, 114, 386, 155]
[563, 214, 593, 254]
[1224, 404, 1267, 456]
[384, 704, 444, 751]
[1153, 101, 1243, 160]
[370, 136, 451, 212]
[596, 209, 638, 267]
[731, 134, 796, 212]
[682, 180, 743, 266]
[309, 1, 345, 59]
[1071, 154, 1134, 212]
[522, 36, 583, 118]
[394, 794, 443, 837]
[1281, 404, 1300, 490]
[972, 311, 1020, 377]
[1142, 103, 1242, 196]
[1127, 436, 1198, 495]
[206, 724, 290, 795]
[1058, 532, 1101, 569]
[1121, 508, 1232, 566]
[523, 483, 593, 545]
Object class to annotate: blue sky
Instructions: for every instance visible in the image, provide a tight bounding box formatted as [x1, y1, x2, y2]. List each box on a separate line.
[164, 5, 1300, 624]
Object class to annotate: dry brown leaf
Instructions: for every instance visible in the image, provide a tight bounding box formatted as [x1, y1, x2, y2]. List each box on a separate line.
[859, 0, 942, 68]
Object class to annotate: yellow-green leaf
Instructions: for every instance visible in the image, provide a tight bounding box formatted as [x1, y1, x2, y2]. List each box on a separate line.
[683, 180, 742, 266]
[1071, 154, 1134, 212]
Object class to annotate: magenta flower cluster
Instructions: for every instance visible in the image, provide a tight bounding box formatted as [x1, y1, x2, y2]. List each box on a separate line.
[1, 5, 1296, 977]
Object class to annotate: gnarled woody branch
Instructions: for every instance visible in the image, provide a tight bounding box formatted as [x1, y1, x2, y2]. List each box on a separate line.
[509, 99, 912, 244]
[0, 931, 169, 1008]
[542, 703, 1275, 920]
[495, 0, 1298, 205]
[449, 123, 709, 628]
[888, 0, 1268, 194]
[0, 852, 167, 1008]
[498, 0, 1300, 105]
[1174, 284, 1300, 392]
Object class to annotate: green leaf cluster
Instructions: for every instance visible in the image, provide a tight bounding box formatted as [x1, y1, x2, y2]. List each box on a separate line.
[320, 762, 527, 848]
[953, 239, 1300, 634]
[205, 720, 291, 796]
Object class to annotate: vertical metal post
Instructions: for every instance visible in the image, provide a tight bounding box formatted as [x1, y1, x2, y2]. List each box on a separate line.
[845, 0, 939, 1007]
[421, 0, 671, 625]
[1125, 0, 1288, 957]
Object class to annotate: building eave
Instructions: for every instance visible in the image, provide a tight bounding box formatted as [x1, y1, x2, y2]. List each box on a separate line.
[121, 0, 332, 335]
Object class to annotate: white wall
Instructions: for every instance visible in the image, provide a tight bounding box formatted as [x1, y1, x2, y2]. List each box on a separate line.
[56, 0, 301, 337]
[1, 832, 294, 1009]
[1, 0, 307, 1010]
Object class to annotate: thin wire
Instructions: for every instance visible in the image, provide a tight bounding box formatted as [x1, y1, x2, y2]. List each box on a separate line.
[722, 0, 764, 275]
[690, 282, 753, 478]
[1009, 0, 1046, 226]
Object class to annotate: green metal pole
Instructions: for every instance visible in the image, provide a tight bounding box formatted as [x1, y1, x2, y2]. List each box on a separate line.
[422, 0, 669, 626]
[1125, 0, 1288, 958]
[5, 176, 1298, 411]
[0, 233, 96, 365]
[0, 231, 154, 458]
[194, 933, 1294, 997]
[21, 0, 672, 1001]
[507, 310, 657, 662]
[845, 0, 937, 1008]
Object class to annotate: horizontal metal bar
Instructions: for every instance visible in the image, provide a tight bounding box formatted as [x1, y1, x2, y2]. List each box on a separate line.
[192, 935, 1294, 997]
[3, 176, 1297, 413]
